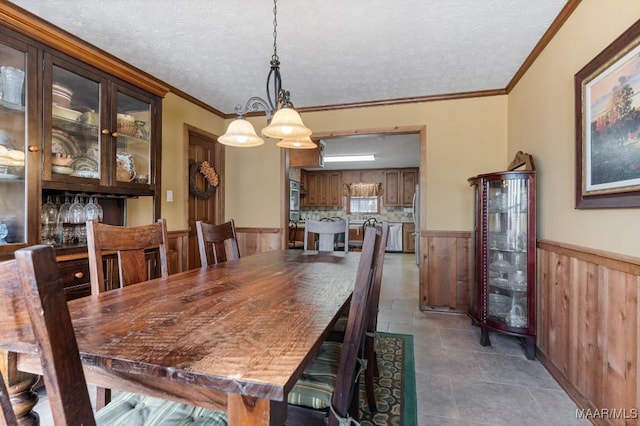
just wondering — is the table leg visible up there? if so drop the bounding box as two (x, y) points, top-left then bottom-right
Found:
(1, 351), (39, 425)
(227, 394), (287, 426)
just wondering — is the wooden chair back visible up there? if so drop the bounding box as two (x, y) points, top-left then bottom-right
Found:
(303, 218), (349, 252)
(331, 226), (382, 424)
(86, 218), (169, 294)
(287, 226), (381, 425)
(86, 218), (169, 409)
(0, 245), (96, 425)
(195, 219), (240, 266)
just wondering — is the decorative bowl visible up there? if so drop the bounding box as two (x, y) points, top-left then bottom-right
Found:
(51, 152), (73, 167)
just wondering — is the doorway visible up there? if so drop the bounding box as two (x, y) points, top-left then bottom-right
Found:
(186, 125), (225, 269)
(284, 124), (426, 264)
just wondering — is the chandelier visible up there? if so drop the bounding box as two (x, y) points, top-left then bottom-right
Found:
(218, 0), (315, 149)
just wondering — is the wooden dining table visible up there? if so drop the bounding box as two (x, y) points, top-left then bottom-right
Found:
(16, 249), (360, 425)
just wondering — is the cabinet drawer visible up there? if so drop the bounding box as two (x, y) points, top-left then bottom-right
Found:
(57, 259), (91, 300)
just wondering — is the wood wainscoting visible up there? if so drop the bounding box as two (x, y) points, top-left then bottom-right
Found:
(167, 228), (283, 274)
(537, 240), (640, 425)
(167, 230), (189, 274)
(235, 227), (283, 257)
(419, 230), (472, 312)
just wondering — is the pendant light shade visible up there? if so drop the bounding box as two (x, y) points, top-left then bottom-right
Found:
(222, 0), (312, 148)
(276, 136), (317, 149)
(218, 118), (265, 147)
(262, 108), (312, 139)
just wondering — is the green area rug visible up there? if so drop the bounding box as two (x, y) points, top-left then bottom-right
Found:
(359, 332), (417, 426)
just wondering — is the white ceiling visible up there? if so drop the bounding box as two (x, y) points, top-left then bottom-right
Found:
(8, 0), (568, 169)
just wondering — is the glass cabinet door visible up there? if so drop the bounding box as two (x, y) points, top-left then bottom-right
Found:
(46, 60), (103, 182)
(0, 38), (28, 249)
(113, 87), (152, 186)
(486, 177), (529, 328)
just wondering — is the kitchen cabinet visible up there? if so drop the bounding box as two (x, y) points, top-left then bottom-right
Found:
(0, 19), (164, 259)
(289, 140), (325, 168)
(468, 170), (536, 359)
(401, 169), (418, 205)
(384, 168), (417, 207)
(301, 171), (342, 207)
(402, 222), (415, 253)
(384, 170), (400, 205)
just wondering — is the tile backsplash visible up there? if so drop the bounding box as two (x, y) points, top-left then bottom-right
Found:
(300, 206), (412, 222)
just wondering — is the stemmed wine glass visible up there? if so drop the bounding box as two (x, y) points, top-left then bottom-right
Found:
(84, 196), (102, 222)
(57, 196), (72, 244)
(69, 195), (87, 244)
(41, 196), (58, 244)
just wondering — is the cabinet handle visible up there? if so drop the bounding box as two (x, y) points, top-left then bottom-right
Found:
(101, 129), (111, 135)
(111, 132), (120, 138)
(28, 145), (40, 152)
(74, 272), (84, 279)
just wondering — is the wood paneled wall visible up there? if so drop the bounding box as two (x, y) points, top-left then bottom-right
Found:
(419, 230), (472, 312)
(167, 230), (189, 274)
(167, 228), (283, 273)
(235, 227), (283, 257)
(537, 240), (640, 425)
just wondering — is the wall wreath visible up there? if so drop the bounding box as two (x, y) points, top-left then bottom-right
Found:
(189, 161), (219, 200)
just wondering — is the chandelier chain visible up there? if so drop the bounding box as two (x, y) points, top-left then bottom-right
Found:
(272, 0), (278, 61)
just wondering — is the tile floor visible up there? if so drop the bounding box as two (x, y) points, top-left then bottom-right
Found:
(376, 252), (590, 426)
(34, 252), (589, 425)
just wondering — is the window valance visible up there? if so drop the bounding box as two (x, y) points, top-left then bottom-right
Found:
(344, 183), (383, 197)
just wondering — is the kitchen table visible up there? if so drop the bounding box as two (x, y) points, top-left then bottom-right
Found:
(15, 250), (360, 425)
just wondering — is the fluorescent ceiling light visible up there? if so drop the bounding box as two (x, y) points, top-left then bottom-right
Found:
(324, 154), (376, 163)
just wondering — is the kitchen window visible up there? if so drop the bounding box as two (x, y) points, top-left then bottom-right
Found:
(348, 196), (380, 214)
(345, 183), (383, 214)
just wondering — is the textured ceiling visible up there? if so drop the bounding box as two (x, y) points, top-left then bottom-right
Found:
(7, 0), (568, 169)
(8, 0), (568, 114)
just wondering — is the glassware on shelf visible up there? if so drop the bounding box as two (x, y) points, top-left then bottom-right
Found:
(84, 196), (102, 222)
(41, 196), (58, 244)
(0, 222), (7, 244)
(57, 196), (72, 244)
(69, 195), (87, 244)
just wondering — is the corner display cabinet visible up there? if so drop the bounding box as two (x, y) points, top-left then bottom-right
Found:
(468, 168), (536, 359)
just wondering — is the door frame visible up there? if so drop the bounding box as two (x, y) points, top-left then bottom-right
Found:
(185, 124), (225, 268)
(282, 124), (427, 259)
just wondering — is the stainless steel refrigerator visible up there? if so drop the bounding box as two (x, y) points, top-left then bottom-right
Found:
(412, 184), (420, 265)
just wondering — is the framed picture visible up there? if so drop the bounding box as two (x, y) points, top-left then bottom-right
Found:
(575, 19), (640, 208)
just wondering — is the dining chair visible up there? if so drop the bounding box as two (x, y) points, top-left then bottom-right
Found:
(86, 218), (169, 294)
(0, 245), (228, 425)
(288, 220), (304, 249)
(303, 218), (349, 252)
(195, 219), (240, 266)
(0, 370), (17, 425)
(327, 221), (389, 412)
(285, 226), (382, 425)
(86, 218), (169, 409)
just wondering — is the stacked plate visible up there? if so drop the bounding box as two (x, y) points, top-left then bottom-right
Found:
(52, 84), (73, 108)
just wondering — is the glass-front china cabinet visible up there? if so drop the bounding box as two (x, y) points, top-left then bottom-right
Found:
(0, 23), (162, 262)
(0, 32), (34, 256)
(468, 170), (536, 359)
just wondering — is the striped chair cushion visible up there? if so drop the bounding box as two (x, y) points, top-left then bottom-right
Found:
(96, 392), (228, 425)
(332, 314), (348, 333)
(287, 341), (342, 410)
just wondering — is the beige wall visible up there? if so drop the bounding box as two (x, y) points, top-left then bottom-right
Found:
(223, 96), (508, 230)
(162, 0), (640, 259)
(508, 0), (640, 257)
(160, 93), (226, 230)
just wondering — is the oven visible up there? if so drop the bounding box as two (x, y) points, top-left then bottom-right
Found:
(289, 179), (300, 222)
